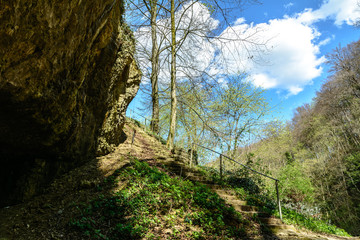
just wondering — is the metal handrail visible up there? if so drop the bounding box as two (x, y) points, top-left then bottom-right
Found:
(127, 109), (151, 127)
(195, 143), (278, 181)
(194, 143), (282, 220)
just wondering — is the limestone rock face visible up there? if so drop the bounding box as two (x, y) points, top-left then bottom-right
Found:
(0, 0), (141, 206)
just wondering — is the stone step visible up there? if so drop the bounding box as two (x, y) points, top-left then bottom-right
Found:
(192, 179), (214, 185)
(225, 198), (248, 206)
(171, 165), (200, 172)
(215, 193), (247, 205)
(166, 167), (185, 174)
(234, 205), (258, 212)
(276, 230), (300, 238)
(214, 189), (235, 197)
(214, 189), (228, 194)
(258, 217), (283, 225)
(166, 166), (193, 174)
(208, 184), (223, 190)
(267, 224), (297, 232)
(185, 169), (204, 174)
(187, 176), (202, 181)
(183, 172), (204, 178)
(185, 170), (204, 176)
(240, 211), (272, 218)
(189, 178), (210, 183)
(160, 165), (290, 233)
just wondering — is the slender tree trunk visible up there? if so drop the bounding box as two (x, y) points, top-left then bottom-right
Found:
(150, 0), (160, 134)
(232, 117), (240, 158)
(167, 0), (177, 150)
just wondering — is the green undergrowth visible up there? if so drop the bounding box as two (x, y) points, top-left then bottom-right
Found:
(198, 166), (351, 237)
(69, 159), (247, 239)
(277, 209), (351, 237)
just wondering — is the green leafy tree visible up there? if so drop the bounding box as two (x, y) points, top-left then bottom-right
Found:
(206, 74), (269, 158)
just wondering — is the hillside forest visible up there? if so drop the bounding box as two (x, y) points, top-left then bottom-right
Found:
(237, 40), (360, 235)
(126, 0), (360, 236)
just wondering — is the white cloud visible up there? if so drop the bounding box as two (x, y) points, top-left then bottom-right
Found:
(317, 0), (359, 26)
(234, 17), (246, 25)
(289, 86), (303, 95)
(253, 74), (277, 88)
(297, 0), (360, 25)
(252, 18), (325, 88)
(318, 36), (332, 46)
(210, 0), (357, 95)
(296, 8), (318, 24)
(213, 16), (325, 95)
(284, 2), (294, 9)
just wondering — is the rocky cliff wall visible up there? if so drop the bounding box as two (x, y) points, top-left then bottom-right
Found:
(0, 0), (141, 206)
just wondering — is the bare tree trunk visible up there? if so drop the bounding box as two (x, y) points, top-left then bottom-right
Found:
(232, 117), (240, 158)
(167, 0), (177, 150)
(150, 0), (160, 134)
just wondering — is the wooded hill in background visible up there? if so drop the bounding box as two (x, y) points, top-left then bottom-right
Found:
(233, 39), (360, 235)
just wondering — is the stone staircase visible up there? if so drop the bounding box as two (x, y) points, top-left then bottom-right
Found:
(159, 154), (313, 239)
(125, 121), (357, 240)
(163, 156), (297, 237)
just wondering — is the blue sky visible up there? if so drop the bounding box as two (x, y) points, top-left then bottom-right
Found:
(129, 0), (359, 123)
(236, 0), (359, 121)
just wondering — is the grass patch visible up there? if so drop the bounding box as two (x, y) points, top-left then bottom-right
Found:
(69, 159), (247, 239)
(277, 208), (351, 237)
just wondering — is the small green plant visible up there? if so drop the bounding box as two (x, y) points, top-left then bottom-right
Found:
(192, 230), (204, 239)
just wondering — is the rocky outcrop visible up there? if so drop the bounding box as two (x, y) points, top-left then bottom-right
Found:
(0, 0), (141, 206)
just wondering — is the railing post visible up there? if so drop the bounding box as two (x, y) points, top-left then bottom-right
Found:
(131, 129), (136, 145)
(275, 180), (282, 220)
(220, 154), (223, 181)
(190, 143), (194, 168)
